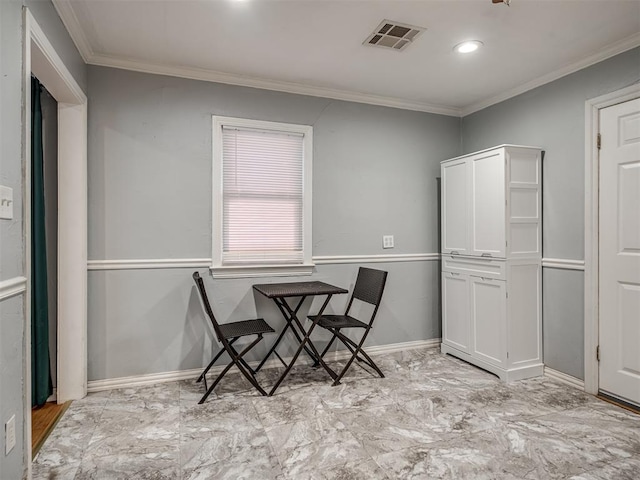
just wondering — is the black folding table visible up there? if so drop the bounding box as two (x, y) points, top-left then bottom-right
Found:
(252, 281), (348, 396)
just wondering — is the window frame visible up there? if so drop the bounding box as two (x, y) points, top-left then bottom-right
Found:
(211, 115), (314, 278)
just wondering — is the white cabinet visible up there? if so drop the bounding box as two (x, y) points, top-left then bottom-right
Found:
(440, 145), (543, 382)
(442, 272), (470, 353)
(442, 145), (541, 259)
(442, 158), (469, 255)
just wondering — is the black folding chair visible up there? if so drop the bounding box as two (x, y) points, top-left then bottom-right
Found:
(308, 267), (388, 386)
(192, 272), (275, 403)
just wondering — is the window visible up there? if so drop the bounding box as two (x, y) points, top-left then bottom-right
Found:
(211, 116), (313, 278)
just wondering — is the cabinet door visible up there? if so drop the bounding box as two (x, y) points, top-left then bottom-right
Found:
(442, 271), (470, 353)
(470, 276), (507, 367)
(471, 150), (506, 257)
(442, 159), (469, 255)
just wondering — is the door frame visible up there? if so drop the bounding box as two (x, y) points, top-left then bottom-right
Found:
(23, 7), (87, 471)
(584, 83), (640, 395)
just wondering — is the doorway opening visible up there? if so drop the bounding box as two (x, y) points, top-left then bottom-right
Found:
(24, 8), (88, 471)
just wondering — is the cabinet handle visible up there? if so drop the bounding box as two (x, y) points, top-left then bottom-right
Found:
(450, 272), (460, 276)
(481, 253), (493, 257)
(450, 251), (460, 255)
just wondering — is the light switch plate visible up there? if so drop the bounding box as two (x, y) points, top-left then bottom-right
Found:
(382, 235), (394, 249)
(0, 186), (14, 220)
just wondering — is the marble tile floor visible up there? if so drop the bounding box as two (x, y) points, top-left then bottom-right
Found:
(33, 347), (640, 480)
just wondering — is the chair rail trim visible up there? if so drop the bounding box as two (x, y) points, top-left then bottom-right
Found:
(0, 276), (27, 301)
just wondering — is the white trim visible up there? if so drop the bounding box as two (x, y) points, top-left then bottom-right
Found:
(462, 32), (640, 116)
(87, 338), (441, 392)
(86, 253), (442, 271)
(211, 264), (315, 279)
(28, 14), (86, 104)
(86, 54), (461, 117)
(541, 258), (585, 271)
(23, 12), (33, 475)
(0, 277), (27, 301)
(313, 253), (441, 265)
(211, 116), (314, 278)
(24, 12), (88, 477)
(544, 367), (585, 391)
(584, 84), (640, 396)
(50, 0), (93, 63)
(51, 0), (640, 120)
(88, 258), (212, 271)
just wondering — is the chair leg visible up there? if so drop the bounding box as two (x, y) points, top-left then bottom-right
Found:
(197, 338), (238, 383)
(229, 336), (269, 396)
(312, 331), (338, 367)
(228, 338), (262, 377)
(198, 336), (268, 404)
(199, 361), (235, 404)
(332, 327), (382, 386)
(338, 333), (384, 377)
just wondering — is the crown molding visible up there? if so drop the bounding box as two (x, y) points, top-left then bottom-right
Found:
(462, 32), (640, 117)
(86, 53), (461, 117)
(51, 0), (94, 62)
(53, 1), (640, 118)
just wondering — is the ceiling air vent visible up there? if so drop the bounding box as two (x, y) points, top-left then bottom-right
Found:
(364, 20), (424, 51)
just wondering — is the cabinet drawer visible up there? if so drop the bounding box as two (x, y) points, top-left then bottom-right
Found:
(442, 255), (506, 280)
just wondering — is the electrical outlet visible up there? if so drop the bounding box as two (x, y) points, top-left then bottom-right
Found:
(5, 415), (16, 455)
(382, 235), (394, 249)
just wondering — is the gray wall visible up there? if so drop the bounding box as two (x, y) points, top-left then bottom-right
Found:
(461, 47), (640, 379)
(86, 65), (460, 381)
(0, 0), (85, 477)
(1, 1), (29, 477)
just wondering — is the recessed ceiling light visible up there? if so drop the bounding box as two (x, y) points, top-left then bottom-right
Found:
(454, 40), (483, 54)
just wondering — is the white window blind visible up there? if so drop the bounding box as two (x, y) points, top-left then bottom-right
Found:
(221, 126), (305, 265)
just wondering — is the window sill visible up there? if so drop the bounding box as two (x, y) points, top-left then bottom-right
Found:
(210, 264), (315, 279)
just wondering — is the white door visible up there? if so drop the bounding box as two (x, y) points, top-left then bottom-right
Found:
(442, 272), (470, 353)
(470, 276), (507, 367)
(599, 97), (640, 406)
(471, 150), (506, 258)
(442, 159), (469, 255)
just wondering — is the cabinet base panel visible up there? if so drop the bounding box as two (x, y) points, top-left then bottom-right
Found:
(440, 343), (543, 382)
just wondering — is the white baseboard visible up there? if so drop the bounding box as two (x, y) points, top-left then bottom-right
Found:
(544, 366), (585, 390)
(87, 338), (441, 393)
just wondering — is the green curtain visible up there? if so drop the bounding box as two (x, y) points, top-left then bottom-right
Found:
(31, 76), (52, 408)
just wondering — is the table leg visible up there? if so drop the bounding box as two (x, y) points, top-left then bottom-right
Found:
(268, 294), (338, 396)
(275, 297), (319, 363)
(254, 296), (317, 373)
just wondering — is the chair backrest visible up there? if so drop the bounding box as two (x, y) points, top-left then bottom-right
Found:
(351, 267), (388, 306)
(345, 267), (388, 327)
(192, 271), (224, 342)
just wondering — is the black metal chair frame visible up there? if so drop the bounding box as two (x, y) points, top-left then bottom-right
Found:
(309, 267), (388, 386)
(192, 272), (274, 404)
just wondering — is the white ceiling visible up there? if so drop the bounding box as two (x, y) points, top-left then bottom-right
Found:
(53, 0), (640, 116)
